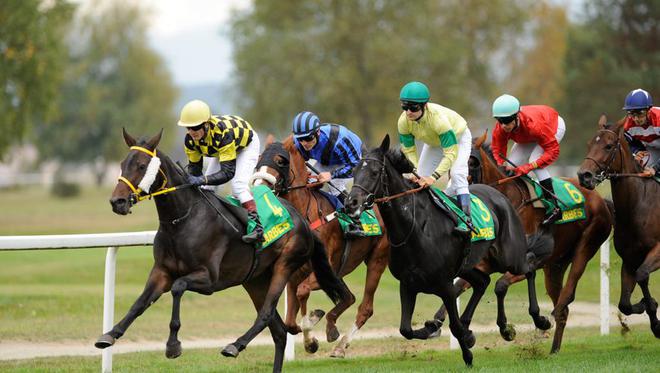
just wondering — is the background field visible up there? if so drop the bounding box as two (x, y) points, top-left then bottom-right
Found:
(0, 185), (658, 370)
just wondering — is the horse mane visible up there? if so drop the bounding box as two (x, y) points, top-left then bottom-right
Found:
(475, 139), (496, 164)
(384, 147), (415, 174)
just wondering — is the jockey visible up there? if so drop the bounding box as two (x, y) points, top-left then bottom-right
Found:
(396, 81), (473, 232)
(490, 94), (566, 226)
(291, 111), (365, 236)
(621, 88), (660, 177)
(177, 99), (263, 244)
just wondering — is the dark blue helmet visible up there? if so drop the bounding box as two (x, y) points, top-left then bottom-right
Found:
(292, 111), (321, 138)
(623, 89), (653, 110)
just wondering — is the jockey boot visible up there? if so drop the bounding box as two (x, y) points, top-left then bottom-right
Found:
(452, 194), (473, 236)
(540, 178), (562, 226)
(241, 200), (264, 244)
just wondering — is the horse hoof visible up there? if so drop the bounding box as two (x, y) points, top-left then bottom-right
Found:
(326, 325), (340, 342)
(95, 334), (115, 349)
(653, 323), (660, 338)
(166, 341), (182, 359)
(304, 337), (319, 354)
(500, 324), (517, 341)
(221, 344), (239, 358)
(425, 319), (443, 338)
(536, 316), (552, 331)
(463, 330), (476, 349)
(330, 346), (345, 358)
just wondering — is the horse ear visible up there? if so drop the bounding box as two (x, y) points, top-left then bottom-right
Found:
(379, 134), (390, 152)
(475, 129), (488, 148)
(146, 128), (163, 150)
(265, 134), (276, 147)
(122, 127), (137, 147)
(598, 114), (608, 129)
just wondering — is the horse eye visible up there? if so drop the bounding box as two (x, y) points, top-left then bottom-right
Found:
(138, 163), (147, 171)
(604, 144), (614, 151)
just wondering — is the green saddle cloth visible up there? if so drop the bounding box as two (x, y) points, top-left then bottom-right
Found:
(526, 176), (587, 224)
(227, 185), (294, 248)
(337, 210), (382, 236)
(431, 187), (496, 242)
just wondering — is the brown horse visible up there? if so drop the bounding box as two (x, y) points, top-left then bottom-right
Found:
(251, 135), (390, 358)
(467, 130), (614, 353)
(96, 129), (351, 373)
(578, 115), (659, 338)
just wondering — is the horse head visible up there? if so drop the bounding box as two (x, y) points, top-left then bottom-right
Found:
(110, 128), (166, 215)
(578, 114), (629, 189)
(346, 134), (413, 219)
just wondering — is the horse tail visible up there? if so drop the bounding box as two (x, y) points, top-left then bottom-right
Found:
(309, 235), (349, 305)
(604, 198), (615, 226)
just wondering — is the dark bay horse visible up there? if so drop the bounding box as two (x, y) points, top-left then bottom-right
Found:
(469, 130), (614, 353)
(96, 129), (351, 373)
(344, 135), (544, 366)
(251, 136), (390, 358)
(578, 115), (659, 338)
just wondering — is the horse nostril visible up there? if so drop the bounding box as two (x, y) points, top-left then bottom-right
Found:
(110, 197), (126, 207)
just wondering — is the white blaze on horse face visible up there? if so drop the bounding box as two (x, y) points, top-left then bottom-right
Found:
(137, 156), (161, 192)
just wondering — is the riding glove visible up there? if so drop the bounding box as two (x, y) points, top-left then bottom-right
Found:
(187, 174), (206, 186)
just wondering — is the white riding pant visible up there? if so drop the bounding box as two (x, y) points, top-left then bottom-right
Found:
(307, 160), (350, 197)
(508, 116), (566, 181)
(203, 132), (261, 203)
(417, 127), (472, 196)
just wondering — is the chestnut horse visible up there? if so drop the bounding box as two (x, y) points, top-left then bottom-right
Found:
(466, 130), (614, 353)
(251, 136), (389, 357)
(578, 115), (659, 338)
(96, 129), (351, 373)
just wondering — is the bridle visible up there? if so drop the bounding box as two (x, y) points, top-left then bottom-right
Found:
(582, 129), (622, 185)
(117, 146), (177, 205)
(352, 155), (422, 247)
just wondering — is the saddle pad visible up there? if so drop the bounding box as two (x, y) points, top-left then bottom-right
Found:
(227, 185), (294, 248)
(337, 210), (382, 236)
(431, 187), (496, 242)
(526, 177), (587, 224)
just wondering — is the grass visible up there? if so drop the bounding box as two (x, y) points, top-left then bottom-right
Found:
(0, 325), (657, 372)
(0, 184), (658, 371)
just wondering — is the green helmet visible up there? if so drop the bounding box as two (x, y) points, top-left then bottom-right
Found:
(400, 81), (430, 103)
(492, 94), (520, 117)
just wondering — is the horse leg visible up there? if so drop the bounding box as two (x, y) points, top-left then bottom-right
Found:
(331, 245), (388, 358)
(525, 270), (552, 331)
(165, 270), (213, 359)
(297, 275), (324, 353)
(638, 278), (660, 338)
(549, 242), (598, 353)
(284, 280), (302, 335)
(95, 266), (171, 349)
(494, 272), (525, 341)
(618, 265), (646, 315)
(439, 283), (474, 366)
(456, 269), (491, 329)
(429, 278), (471, 333)
(244, 275), (288, 373)
(221, 263), (292, 359)
(398, 282), (421, 339)
(635, 243), (660, 284)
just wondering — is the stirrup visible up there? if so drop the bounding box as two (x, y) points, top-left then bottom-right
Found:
(541, 207), (561, 226)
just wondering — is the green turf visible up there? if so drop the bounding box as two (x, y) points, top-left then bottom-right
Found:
(0, 326), (657, 372)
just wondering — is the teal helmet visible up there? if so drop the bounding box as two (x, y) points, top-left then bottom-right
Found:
(492, 94), (521, 117)
(400, 81), (430, 103)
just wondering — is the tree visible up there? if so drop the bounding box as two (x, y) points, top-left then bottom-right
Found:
(0, 0), (74, 159)
(37, 0), (178, 183)
(229, 0), (531, 144)
(559, 0), (659, 162)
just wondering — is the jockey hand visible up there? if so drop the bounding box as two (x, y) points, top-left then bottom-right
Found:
(503, 165), (517, 177)
(641, 167), (656, 178)
(514, 163), (535, 176)
(416, 175), (436, 188)
(317, 172), (332, 183)
(187, 174), (206, 186)
(402, 173), (418, 182)
(634, 151), (649, 167)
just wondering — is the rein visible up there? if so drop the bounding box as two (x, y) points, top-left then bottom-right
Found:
(582, 128), (653, 182)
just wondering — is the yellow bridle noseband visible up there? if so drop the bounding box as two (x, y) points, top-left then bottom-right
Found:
(117, 146), (173, 203)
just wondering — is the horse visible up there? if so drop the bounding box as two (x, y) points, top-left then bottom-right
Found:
(251, 136), (390, 358)
(344, 134), (546, 366)
(467, 130), (614, 352)
(96, 129), (352, 373)
(578, 114), (659, 338)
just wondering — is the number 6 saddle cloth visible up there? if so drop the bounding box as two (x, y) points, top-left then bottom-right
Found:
(523, 176), (587, 224)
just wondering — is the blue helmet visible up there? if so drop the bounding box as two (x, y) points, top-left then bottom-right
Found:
(623, 89), (653, 110)
(292, 111), (321, 138)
